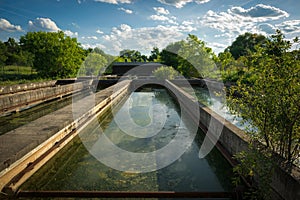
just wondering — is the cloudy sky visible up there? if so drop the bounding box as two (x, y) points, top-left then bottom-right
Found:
(0, 0), (299, 55)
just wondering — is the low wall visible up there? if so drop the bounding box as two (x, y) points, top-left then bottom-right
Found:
(166, 80), (300, 200)
(0, 81), (92, 115)
(0, 80), (57, 95)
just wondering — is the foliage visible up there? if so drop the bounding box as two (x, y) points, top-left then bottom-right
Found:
(226, 32), (267, 60)
(0, 65), (41, 85)
(227, 30), (300, 197)
(160, 40), (184, 70)
(153, 66), (178, 80)
(148, 47), (161, 62)
(178, 34), (217, 78)
(0, 41), (7, 66)
(233, 146), (275, 200)
(119, 49), (147, 62)
(160, 35), (217, 78)
(20, 31), (86, 78)
(78, 52), (107, 76)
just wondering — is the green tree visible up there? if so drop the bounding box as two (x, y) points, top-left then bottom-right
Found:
(153, 66), (178, 80)
(148, 47), (161, 62)
(20, 31), (85, 78)
(226, 32), (267, 60)
(178, 34), (216, 78)
(119, 49), (146, 62)
(228, 30), (300, 198)
(4, 37), (21, 65)
(0, 41), (7, 66)
(78, 52), (107, 76)
(160, 40), (183, 69)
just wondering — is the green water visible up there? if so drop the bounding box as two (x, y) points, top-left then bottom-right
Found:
(20, 87), (234, 199)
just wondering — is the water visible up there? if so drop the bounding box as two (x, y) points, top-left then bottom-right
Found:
(183, 86), (247, 130)
(20, 87), (234, 199)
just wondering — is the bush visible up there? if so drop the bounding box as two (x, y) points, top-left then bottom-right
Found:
(153, 66), (178, 80)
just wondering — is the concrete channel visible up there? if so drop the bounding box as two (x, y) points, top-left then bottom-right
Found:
(0, 79), (299, 200)
(0, 80), (131, 195)
(0, 80), (93, 115)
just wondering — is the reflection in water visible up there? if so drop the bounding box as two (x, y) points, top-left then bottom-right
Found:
(21, 87), (234, 199)
(183, 86), (247, 130)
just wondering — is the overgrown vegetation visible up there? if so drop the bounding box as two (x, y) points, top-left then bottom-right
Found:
(226, 30), (300, 199)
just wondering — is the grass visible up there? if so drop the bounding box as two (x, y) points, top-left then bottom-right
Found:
(0, 65), (50, 86)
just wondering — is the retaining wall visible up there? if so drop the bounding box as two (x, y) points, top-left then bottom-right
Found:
(0, 81), (92, 115)
(166, 80), (300, 200)
(0, 81), (57, 95)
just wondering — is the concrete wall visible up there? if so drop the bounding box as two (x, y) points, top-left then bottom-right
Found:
(0, 81), (92, 115)
(166, 80), (300, 200)
(0, 80), (57, 95)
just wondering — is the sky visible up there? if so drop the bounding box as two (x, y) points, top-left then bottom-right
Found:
(0, 0), (300, 55)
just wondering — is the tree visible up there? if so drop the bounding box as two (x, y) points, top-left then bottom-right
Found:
(160, 40), (183, 69)
(148, 47), (161, 62)
(20, 31), (86, 78)
(153, 66), (178, 80)
(0, 41), (7, 67)
(228, 30), (300, 198)
(78, 52), (107, 76)
(119, 49), (146, 62)
(178, 34), (216, 78)
(226, 32), (267, 60)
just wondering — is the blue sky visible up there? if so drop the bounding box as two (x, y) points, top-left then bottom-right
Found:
(0, 0), (299, 55)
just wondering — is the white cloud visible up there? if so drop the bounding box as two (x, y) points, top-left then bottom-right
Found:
(96, 29), (104, 34)
(28, 17), (60, 32)
(81, 43), (106, 50)
(118, 7), (133, 14)
(230, 4), (289, 21)
(101, 23), (185, 54)
(157, 0), (210, 8)
(153, 7), (169, 15)
(276, 20), (300, 34)
(64, 30), (78, 37)
(149, 14), (178, 24)
(82, 36), (98, 40)
(258, 23), (276, 34)
(200, 4), (289, 37)
(94, 0), (132, 4)
(207, 42), (227, 49)
(195, 0), (210, 4)
(0, 18), (23, 32)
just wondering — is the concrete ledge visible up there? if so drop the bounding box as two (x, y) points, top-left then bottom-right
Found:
(0, 80), (131, 193)
(0, 81), (57, 95)
(0, 81), (92, 115)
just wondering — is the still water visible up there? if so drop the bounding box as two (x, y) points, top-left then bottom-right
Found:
(21, 87), (234, 198)
(183, 86), (246, 130)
